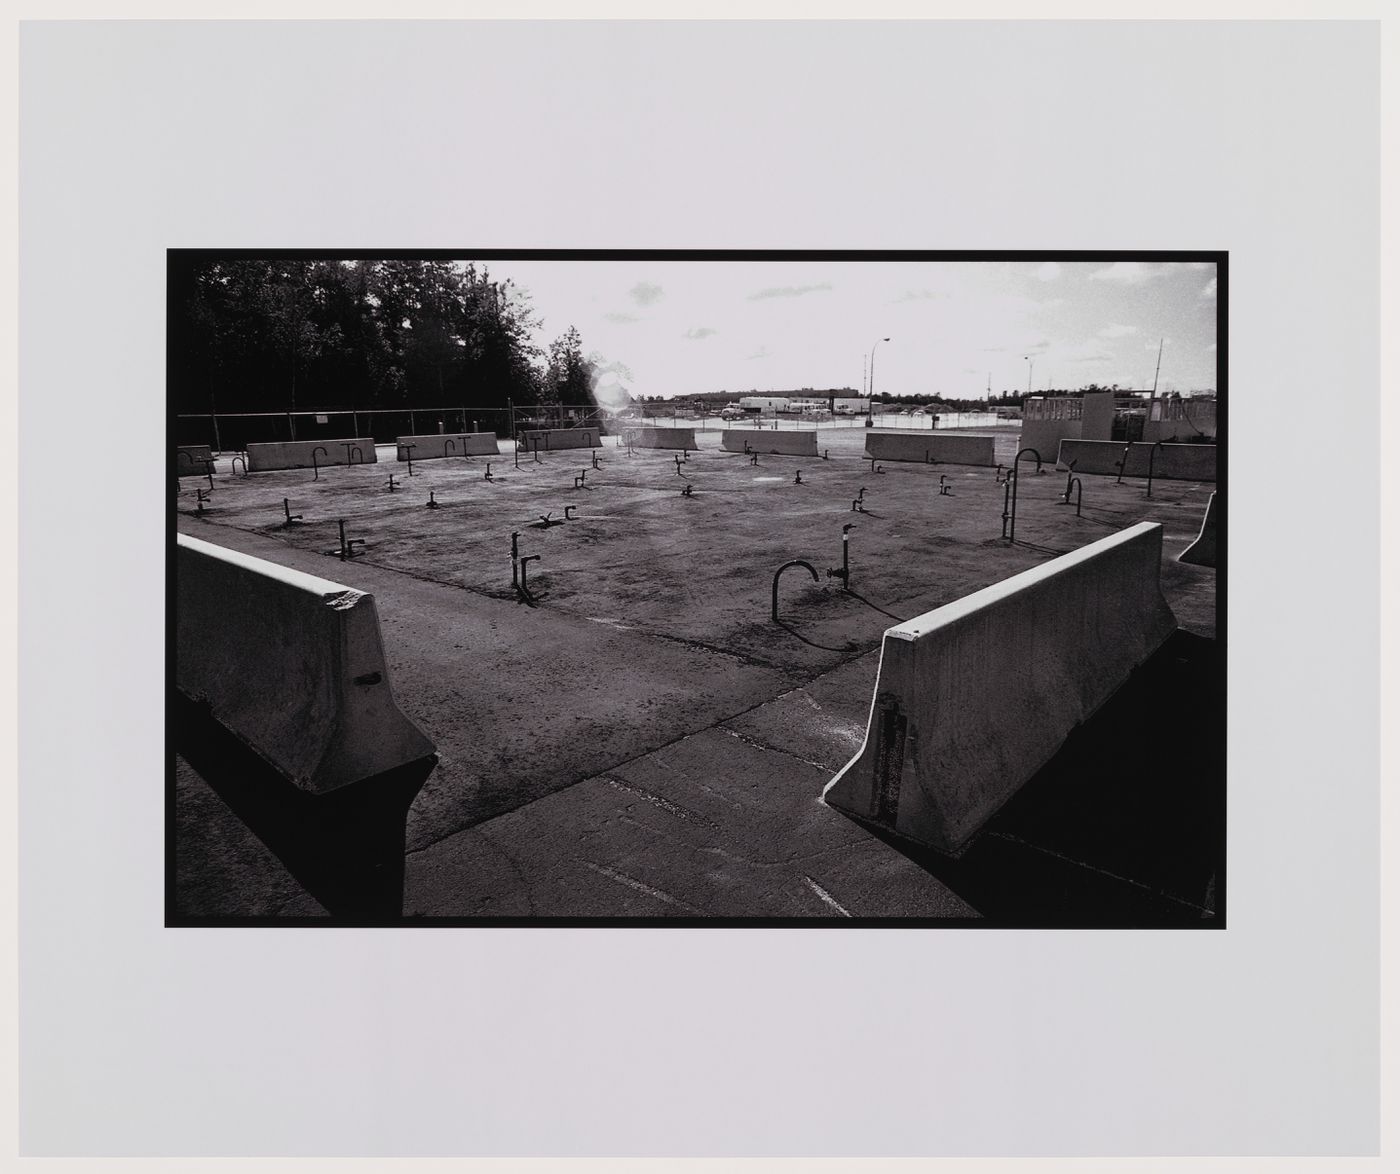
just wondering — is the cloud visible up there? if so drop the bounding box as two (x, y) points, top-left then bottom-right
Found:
(748, 282), (832, 300)
(684, 327), (717, 340)
(1201, 277), (1217, 298)
(629, 282), (664, 306)
(1034, 261), (1061, 282)
(1099, 323), (1138, 338)
(604, 312), (638, 324)
(745, 345), (772, 360)
(895, 288), (949, 302)
(1088, 262), (1167, 285)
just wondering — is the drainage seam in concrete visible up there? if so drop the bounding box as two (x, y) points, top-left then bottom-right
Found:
(403, 654), (880, 859)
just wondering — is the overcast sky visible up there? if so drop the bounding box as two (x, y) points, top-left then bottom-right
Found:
(485, 258), (1219, 403)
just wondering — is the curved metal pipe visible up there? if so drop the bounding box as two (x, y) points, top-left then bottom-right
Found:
(311, 445), (328, 480)
(1068, 475), (1084, 516)
(1145, 440), (1165, 498)
(772, 559), (821, 622)
(1007, 447), (1042, 543)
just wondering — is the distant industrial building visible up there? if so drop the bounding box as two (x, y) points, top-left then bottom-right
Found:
(1020, 391), (1217, 459)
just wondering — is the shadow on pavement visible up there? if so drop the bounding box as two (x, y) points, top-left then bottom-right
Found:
(849, 630), (1225, 927)
(171, 691), (437, 922)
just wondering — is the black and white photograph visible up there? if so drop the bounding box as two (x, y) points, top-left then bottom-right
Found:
(170, 252), (1225, 926)
(18, 14), (1384, 1163)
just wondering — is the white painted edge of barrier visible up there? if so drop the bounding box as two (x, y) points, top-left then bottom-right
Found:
(886, 521), (1164, 643)
(179, 533), (366, 603)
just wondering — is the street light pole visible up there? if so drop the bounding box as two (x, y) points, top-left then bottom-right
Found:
(868, 337), (890, 426)
(1024, 354), (1034, 398)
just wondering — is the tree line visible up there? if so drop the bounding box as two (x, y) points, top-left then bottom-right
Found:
(169, 257), (599, 418)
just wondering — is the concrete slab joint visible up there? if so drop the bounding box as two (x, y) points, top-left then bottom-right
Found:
(823, 522), (1178, 854)
(176, 533), (436, 793)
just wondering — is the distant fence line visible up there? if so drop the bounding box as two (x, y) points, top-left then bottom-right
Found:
(174, 405), (1013, 451)
(174, 404), (612, 452)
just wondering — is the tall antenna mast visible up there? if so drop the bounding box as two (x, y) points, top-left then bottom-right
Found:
(863, 353), (868, 397)
(1152, 337), (1164, 397)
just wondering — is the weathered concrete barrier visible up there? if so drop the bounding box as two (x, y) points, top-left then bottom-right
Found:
(177, 445), (214, 476)
(1179, 492), (1218, 567)
(626, 427), (698, 451)
(176, 534), (436, 794)
(522, 428), (601, 451)
(865, 431), (997, 467)
(823, 522), (1177, 853)
(246, 438), (378, 472)
(720, 429), (817, 456)
(1056, 439), (1217, 482)
(395, 433), (499, 460)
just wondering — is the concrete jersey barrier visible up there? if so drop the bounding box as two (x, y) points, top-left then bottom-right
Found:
(823, 522), (1177, 853)
(395, 433), (499, 460)
(1179, 492), (1218, 567)
(1056, 439), (1217, 482)
(720, 429), (818, 456)
(176, 534), (436, 794)
(246, 438), (378, 472)
(177, 445), (214, 476)
(865, 431), (997, 467)
(521, 428), (601, 451)
(626, 427), (698, 451)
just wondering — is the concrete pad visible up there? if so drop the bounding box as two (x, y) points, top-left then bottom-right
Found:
(403, 727), (978, 918)
(720, 651), (881, 773)
(173, 521), (796, 851)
